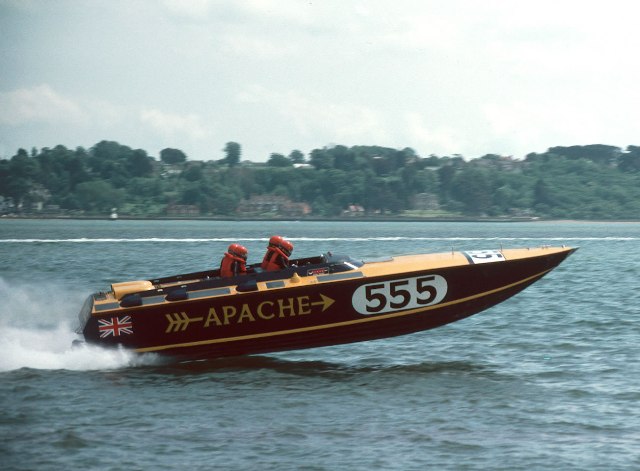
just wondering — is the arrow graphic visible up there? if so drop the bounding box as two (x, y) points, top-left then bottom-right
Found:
(165, 312), (203, 333)
(311, 294), (334, 312)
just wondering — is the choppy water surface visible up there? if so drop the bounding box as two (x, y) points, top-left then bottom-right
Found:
(1, 219), (639, 470)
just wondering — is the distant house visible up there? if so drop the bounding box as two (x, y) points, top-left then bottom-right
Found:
(343, 204), (365, 216)
(166, 204), (200, 217)
(413, 193), (440, 211)
(28, 185), (51, 212)
(237, 195), (311, 218)
(160, 163), (183, 178)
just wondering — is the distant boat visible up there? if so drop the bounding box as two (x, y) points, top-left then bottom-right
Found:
(110, 208), (118, 220)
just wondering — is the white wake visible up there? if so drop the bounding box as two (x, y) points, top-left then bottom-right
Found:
(0, 278), (159, 372)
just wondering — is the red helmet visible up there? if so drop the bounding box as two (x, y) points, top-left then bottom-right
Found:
(269, 235), (284, 247)
(228, 243), (247, 260)
(280, 239), (293, 256)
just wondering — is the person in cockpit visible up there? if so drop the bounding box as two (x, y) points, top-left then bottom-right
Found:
(261, 235), (293, 271)
(220, 243), (248, 277)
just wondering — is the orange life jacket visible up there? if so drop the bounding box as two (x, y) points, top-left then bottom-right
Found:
(220, 252), (247, 277)
(261, 246), (289, 271)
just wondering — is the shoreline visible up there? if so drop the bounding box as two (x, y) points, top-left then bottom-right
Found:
(2, 214), (639, 223)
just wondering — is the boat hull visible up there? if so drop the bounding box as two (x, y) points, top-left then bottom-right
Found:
(78, 247), (575, 359)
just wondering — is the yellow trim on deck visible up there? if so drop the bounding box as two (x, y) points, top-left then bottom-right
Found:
(111, 280), (154, 300)
(95, 246), (572, 316)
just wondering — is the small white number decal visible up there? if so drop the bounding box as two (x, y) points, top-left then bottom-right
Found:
(464, 250), (505, 264)
(352, 275), (448, 315)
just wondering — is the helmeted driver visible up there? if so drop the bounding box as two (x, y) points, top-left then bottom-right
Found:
(220, 243), (248, 277)
(261, 235), (293, 271)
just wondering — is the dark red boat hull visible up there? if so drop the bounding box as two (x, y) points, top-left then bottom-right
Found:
(79, 247), (575, 359)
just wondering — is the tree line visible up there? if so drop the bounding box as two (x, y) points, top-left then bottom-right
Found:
(1, 140), (640, 220)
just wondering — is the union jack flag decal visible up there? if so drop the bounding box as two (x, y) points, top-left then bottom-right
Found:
(98, 316), (133, 338)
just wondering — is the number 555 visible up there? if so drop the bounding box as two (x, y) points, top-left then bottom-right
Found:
(353, 275), (448, 315)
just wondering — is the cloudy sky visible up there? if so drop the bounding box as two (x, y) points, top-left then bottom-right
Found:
(1, 0), (639, 162)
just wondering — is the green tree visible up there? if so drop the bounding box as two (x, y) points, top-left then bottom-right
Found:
(548, 144), (621, 166)
(89, 141), (136, 185)
(10, 149), (38, 179)
(128, 149), (154, 177)
(618, 146), (640, 172)
(75, 180), (126, 212)
(69, 147), (91, 188)
(127, 177), (163, 199)
(91, 141), (129, 162)
(533, 179), (554, 208)
(309, 148), (334, 169)
(6, 149), (39, 206)
(289, 150), (305, 164)
(0, 159), (9, 198)
(180, 183), (204, 205)
(450, 168), (491, 215)
(267, 153), (292, 167)
(223, 142), (241, 167)
(437, 165), (456, 202)
(330, 145), (357, 172)
(182, 164), (204, 181)
(160, 148), (187, 165)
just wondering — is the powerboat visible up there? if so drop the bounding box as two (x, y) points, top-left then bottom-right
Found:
(76, 246), (576, 359)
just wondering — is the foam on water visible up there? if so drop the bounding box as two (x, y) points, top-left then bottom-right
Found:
(0, 278), (160, 372)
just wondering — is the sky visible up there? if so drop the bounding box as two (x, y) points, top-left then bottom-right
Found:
(1, 0), (639, 162)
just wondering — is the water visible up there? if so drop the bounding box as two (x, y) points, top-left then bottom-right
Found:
(1, 219), (639, 470)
